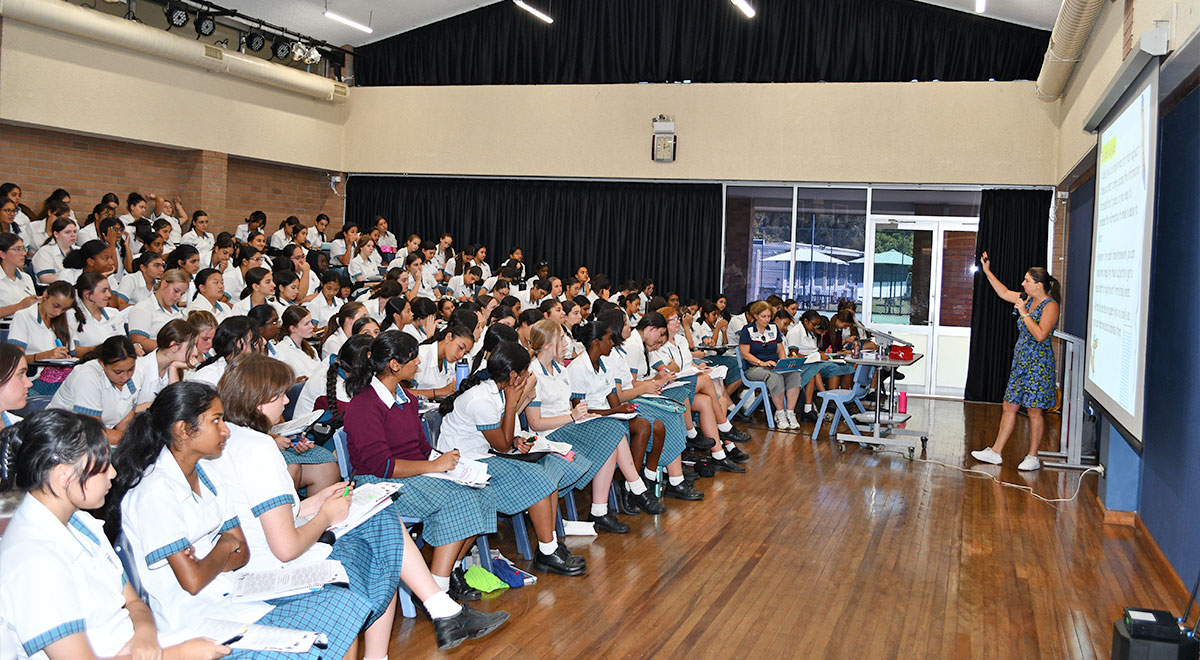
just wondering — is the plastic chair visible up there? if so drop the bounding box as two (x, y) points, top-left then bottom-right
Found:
(114, 532), (148, 602)
(281, 382), (305, 422)
(14, 396), (53, 418)
(811, 365), (875, 441)
(730, 350), (774, 428)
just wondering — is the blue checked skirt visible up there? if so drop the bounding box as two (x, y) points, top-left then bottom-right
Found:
(536, 452), (590, 494)
(231, 585), (372, 659)
(704, 354), (742, 384)
(480, 457), (560, 515)
(631, 396), (687, 468)
(354, 474), (497, 547)
(547, 417), (627, 491)
(329, 509), (406, 626)
(282, 444), (338, 465)
(794, 362), (826, 387)
(818, 361), (854, 378)
(660, 374), (697, 404)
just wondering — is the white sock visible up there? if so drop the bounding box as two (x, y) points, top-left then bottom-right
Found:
(432, 574), (450, 591)
(803, 403), (813, 413)
(627, 478), (648, 495)
(725, 442), (736, 451)
(717, 421), (733, 432)
(551, 531), (558, 544)
(669, 475), (685, 486)
(713, 449), (727, 460)
(537, 540), (558, 555)
(423, 592), (463, 620)
(590, 502), (608, 517)
(364, 655), (388, 660)
(643, 467), (657, 481)
(686, 427), (698, 438)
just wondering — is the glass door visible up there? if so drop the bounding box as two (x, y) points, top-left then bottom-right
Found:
(863, 216), (977, 395)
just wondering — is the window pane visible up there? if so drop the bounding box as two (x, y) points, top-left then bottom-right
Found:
(790, 188), (867, 314)
(939, 230), (977, 327)
(872, 227), (932, 326)
(871, 189), (981, 217)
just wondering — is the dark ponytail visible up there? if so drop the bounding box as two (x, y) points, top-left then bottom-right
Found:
(197, 316), (259, 370)
(379, 296), (411, 331)
(0, 410), (110, 500)
(597, 310), (629, 347)
(345, 330), (418, 402)
(470, 324), (519, 374)
(328, 334), (374, 426)
(103, 382), (219, 540)
(440, 338), (529, 417)
(1027, 267), (1062, 304)
(42, 281), (76, 348)
(63, 239), (109, 271)
(571, 318), (610, 353)
(72, 271), (109, 334)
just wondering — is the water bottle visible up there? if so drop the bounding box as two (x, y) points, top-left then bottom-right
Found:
(455, 360), (470, 389)
(897, 391), (908, 414)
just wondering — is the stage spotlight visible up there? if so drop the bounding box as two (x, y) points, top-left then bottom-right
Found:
(164, 1), (189, 29)
(292, 42), (309, 62)
(304, 46), (322, 65)
(194, 11), (216, 37)
(271, 35), (292, 60)
(245, 29), (266, 52)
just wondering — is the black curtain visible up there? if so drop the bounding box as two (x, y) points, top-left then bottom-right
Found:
(356, 0), (1049, 86)
(964, 189), (1051, 403)
(345, 177), (723, 300)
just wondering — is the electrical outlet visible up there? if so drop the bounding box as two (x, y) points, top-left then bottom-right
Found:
(330, 175), (342, 184)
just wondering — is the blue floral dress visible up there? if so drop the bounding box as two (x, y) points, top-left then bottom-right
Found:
(1003, 297), (1057, 409)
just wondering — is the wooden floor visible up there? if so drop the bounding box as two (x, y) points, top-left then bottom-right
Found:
(387, 399), (1185, 659)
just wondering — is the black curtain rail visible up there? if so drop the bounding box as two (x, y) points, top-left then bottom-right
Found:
(131, 0), (355, 57)
(356, 0), (1050, 86)
(346, 176), (724, 301)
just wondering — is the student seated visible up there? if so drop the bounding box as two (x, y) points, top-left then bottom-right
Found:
(785, 310), (851, 422)
(319, 302), (367, 361)
(409, 324), (474, 400)
(229, 267), (274, 317)
(127, 269), (190, 353)
(30, 217), (77, 284)
(9, 281), (77, 396)
(48, 336), (141, 444)
(0, 410), (231, 660)
(117, 251), (164, 307)
(69, 272), (128, 360)
(738, 301), (805, 429)
(186, 267), (231, 321)
(272, 306), (322, 380)
(305, 271), (346, 330)
(131, 319), (199, 407)
(0, 232), (37, 320)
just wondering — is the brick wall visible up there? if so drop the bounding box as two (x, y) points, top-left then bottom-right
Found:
(0, 124), (344, 236)
(940, 230), (977, 327)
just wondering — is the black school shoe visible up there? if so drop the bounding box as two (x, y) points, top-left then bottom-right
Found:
(727, 446), (750, 463)
(686, 433), (717, 450)
(448, 566), (482, 602)
(663, 480), (705, 500)
(434, 603), (511, 650)
(719, 426), (752, 443)
(631, 484), (668, 514)
(588, 512), (631, 533)
(532, 545), (587, 576)
(693, 456), (716, 478)
(710, 455), (747, 473)
(613, 479), (640, 515)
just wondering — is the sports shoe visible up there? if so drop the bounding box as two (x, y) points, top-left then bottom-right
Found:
(970, 447), (1002, 465)
(774, 410), (790, 429)
(1017, 455), (1042, 471)
(785, 410), (801, 429)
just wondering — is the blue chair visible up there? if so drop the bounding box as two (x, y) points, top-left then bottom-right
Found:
(14, 396), (53, 418)
(281, 382), (305, 422)
(730, 350), (774, 428)
(114, 532), (148, 603)
(811, 365), (875, 443)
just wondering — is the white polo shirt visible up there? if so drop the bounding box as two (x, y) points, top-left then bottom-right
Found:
(329, 238), (354, 264)
(273, 336), (321, 380)
(604, 346), (636, 389)
(786, 325), (820, 355)
(531, 359), (571, 417)
(186, 356), (226, 387)
(185, 294), (231, 322)
(348, 255), (375, 282)
(320, 328), (348, 361)
(295, 359), (347, 418)
(0, 497), (134, 659)
(306, 227), (328, 246)
(223, 267), (247, 302)
(71, 306), (125, 349)
(269, 228), (289, 250)
(649, 335), (693, 371)
(402, 324), (429, 343)
(565, 354), (618, 408)
(8, 304), (74, 356)
(622, 330), (652, 382)
(437, 380), (505, 460)
(30, 244), (70, 281)
(48, 359), (138, 428)
(414, 342), (453, 390)
(121, 448), (274, 639)
(131, 351), (171, 405)
(127, 295), (185, 341)
(0, 267), (35, 309)
(180, 230), (214, 266)
(305, 294), (344, 330)
(204, 424), (331, 572)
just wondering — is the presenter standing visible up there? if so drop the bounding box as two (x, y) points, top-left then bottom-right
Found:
(970, 252), (1060, 471)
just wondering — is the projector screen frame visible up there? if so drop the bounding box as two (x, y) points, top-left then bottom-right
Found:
(1082, 60), (1161, 448)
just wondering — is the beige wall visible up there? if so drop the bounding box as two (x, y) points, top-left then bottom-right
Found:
(344, 82), (1058, 185)
(0, 19), (346, 171)
(1056, 0), (1200, 180)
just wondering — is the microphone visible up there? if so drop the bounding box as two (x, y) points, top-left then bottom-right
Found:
(1012, 292), (1028, 316)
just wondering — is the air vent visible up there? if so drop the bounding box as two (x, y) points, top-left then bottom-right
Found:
(202, 45), (224, 61)
(332, 82), (349, 98)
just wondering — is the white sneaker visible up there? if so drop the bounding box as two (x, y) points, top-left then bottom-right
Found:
(774, 410), (789, 429)
(970, 447), (1003, 465)
(1017, 455), (1042, 471)
(786, 410), (801, 430)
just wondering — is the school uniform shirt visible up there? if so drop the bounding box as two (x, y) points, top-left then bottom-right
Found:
(622, 330), (654, 382)
(48, 359), (138, 428)
(234, 223), (252, 242)
(298, 268), (320, 300)
(186, 356), (226, 387)
(566, 354), (618, 409)
(25, 220), (49, 255)
(205, 424), (332, 572)
(30, 243), (70, 281)
(347, 254), (376, 282)
(403, 324), (429, 343)
(414, 342), (454, 391)
(269, 228), (289, 250)
(0, 267), (36, 309)
(786, 325), (821, 356)
(638, 292), (650, 314)
(419, 263), (439, 298)
(306, 295), (344, 329)
(603, 346), (636, 390)
(71, 306), (124, 349)
(306, 226), (328, 247)
(127, 296), (185, 342)
(131, 351), (173, 405)
(115, 272), (154, 305)
(693, 322), (716, 346)
(358, 297), (384, 323)
(228, 295), (266, 317)
(374, 230), (398, 251)
(12, 208), (34, 247)
(436, 380), (505, 460)
(273, 336), (321, 379)
(157, 214), (183, 244)
(75, 221), (99, 245)
(650, 335), (694, 371)
(295, 361), (346, 418)
(222, 266), (247, 302)
(321, 328), (349, 361)
(0, 497), (135, 659)
(180, 230), (215, 266)
(121, 447), (274, 639)
(344, 378), (433, 476)
(329, 238), (355, 264)
(8, 305), (74, 357)
(448, 275), (480, 300)
(531, 359), (572, 417)
(185, 294), (231, 322)
(739, 324), (781, 363)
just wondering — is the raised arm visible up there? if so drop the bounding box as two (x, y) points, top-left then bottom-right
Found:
(980, 252), (1021, 304)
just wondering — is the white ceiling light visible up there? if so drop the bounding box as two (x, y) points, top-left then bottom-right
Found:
(324, 10), (373, 34)
(513, 0), (554, 24)
(731, 0), (756, 18)
(975, 0), (986, 13)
